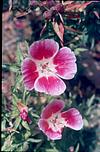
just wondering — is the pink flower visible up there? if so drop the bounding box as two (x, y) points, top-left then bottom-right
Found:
(17, 102), (31, 123)
(21, 39), (77, 96)
(38, 99), (83, 140)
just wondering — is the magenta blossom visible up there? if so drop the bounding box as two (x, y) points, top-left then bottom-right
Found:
(21, 39), (77, 96)
(20, 109), (31, 123)
(38, 99), (83, 140)
(17, 102), (31, 124)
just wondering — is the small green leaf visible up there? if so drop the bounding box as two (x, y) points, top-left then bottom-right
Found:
(24, 41), (29, 51)
(46, 149), (59, 152)
(10, 65), (20, 73)
(87, 95), (95, 107)
(1, 119), (6, 131)
(22, 121), (30, 131)
(24, 130), (31, 139)
(12, 93), (19, 106)
(31, 112), (39, 118)
(74, 48), (87, 55)
(75, 143), (80, 152)
(11, 106), (19, 119)
(1, 135), (12, 151)
(14, 117), (21, 130)
(27, 138), (42, 143)
(83, 118), (89, 127)
(16, 44), (24, 64)
(2, 64), (20, 73)
(23, 141), (29, 151)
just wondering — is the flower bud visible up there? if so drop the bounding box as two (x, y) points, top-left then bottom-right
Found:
(17, 101), (31, 123)
(54, 3), (64, 13)
(43, 10), (52, 20)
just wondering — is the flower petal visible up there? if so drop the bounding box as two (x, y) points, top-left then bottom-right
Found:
(53, 47), (77, 79)
(41, 99), (65, 119)
(61, 108), (83, 130)
(46, 128), (62, 140)
(21, 58), (39, 90)
(34, 75), (66, 96)
(29, 39), (59, 60)
(38, 119), (62, 140)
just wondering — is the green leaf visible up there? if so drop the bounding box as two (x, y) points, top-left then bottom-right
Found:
(27, 138), (42, 143)
(74, 48), (88, 55)
(2, 64), (20, 73)
(22, 121), (30, 131)
(24, 130), (31, 140)
(87, 95), (95, 107)
(23, 141), (29, 151)
(12, 93), (19, 106)
(11, 143), (22, 150)
(24, 41), (29, 52)
(46, 149), (59, 152)
(11, 106), (19, 119)
(85, 106), (93, 115)
(1, 135), (12, 151)
(10, 64), (20, 73)
(1, 119), (6, 131)
(14, 117), (21, 130)
(75, 143), (80, 152)
(15, 75), (23, 89)
(83, 118), (89, 127)
(31, 112), (39, 118)
(22, 89), (29, 104)
(25, 92), (30, 104)
(16, 44), (24, 64)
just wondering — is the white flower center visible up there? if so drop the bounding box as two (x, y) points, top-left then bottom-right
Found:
(48, 113), (66, 132)
(36, 59), (56, 76)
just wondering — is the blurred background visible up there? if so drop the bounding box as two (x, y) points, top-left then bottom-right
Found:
(2, 0), (100, 152)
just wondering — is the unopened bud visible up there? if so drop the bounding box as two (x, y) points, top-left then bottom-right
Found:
(43, 11), (52, 20)
(30, 0), (39, 6)
(55, 3), (64, 13)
